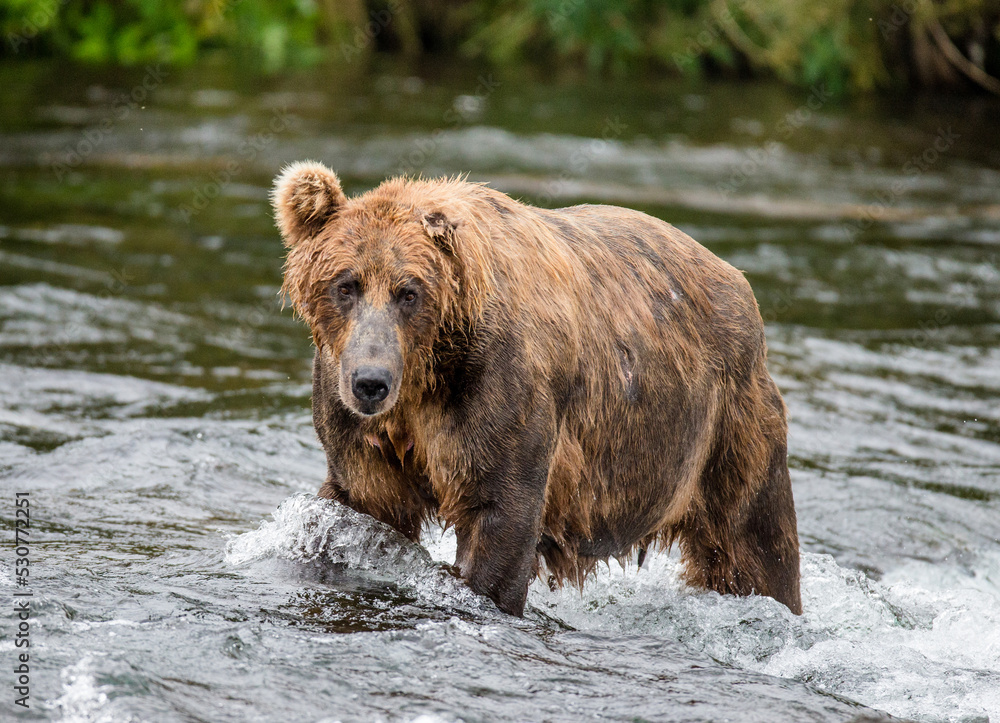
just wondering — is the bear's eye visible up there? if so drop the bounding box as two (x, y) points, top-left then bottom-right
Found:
(332, 279), (357, 304)
(400, 288), (418, 305)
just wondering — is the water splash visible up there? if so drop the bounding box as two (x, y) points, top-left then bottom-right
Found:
(52, 657), (112, 723)
(232, 496), (1000, 721)
(226, 494), (496, 616)
(524, 546), (1000, 723)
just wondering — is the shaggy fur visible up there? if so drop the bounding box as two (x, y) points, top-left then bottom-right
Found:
(273, 162), (802, 616)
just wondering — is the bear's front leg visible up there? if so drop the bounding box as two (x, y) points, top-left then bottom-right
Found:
(441, 328), (555, 615)
(451, 437), (550, 616)
(454, 486), (546, 616)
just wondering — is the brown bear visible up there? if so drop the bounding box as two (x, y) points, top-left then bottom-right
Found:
(272, 161), (802, 617)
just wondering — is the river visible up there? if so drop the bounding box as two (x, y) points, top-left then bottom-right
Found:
(1, 59), (998, 722)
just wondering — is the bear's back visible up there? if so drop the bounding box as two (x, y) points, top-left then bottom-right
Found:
(533, 203), (767, 374)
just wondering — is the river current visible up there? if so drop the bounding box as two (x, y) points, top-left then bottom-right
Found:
(1, 61), (998, 722)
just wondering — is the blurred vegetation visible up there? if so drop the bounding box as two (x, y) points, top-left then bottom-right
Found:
(2, 0), (999, 93)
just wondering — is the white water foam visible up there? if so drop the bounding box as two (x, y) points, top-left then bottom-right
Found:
(519, 544), (1000, 723)
(230, 495), (1000, 722)
(225, 493), (495, 615)
(51, 656), (113, 723)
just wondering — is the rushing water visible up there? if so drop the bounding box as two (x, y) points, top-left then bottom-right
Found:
(1, 59), (999, 722)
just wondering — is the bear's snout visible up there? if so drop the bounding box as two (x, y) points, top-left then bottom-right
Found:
(337, 302), (404, 417)
(352, 366), (392, 406)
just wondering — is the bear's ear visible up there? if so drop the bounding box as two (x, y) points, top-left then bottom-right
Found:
(271, 161), (346, 247)
(421, 211), (458, 253)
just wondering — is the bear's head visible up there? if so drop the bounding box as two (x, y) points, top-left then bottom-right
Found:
(272, 161), (466, 418)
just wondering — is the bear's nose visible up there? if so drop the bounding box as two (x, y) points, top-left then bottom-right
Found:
(352, 367), (392, 404)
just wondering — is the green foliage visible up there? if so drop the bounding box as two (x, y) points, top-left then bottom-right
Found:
(462, 0), (704, 73)
(707, 0), (868, 94)
(1, 0), (998, 92)
(0, 0), (326, 68)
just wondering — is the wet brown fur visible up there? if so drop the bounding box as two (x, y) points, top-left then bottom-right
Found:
(274, 162), (802, 616)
